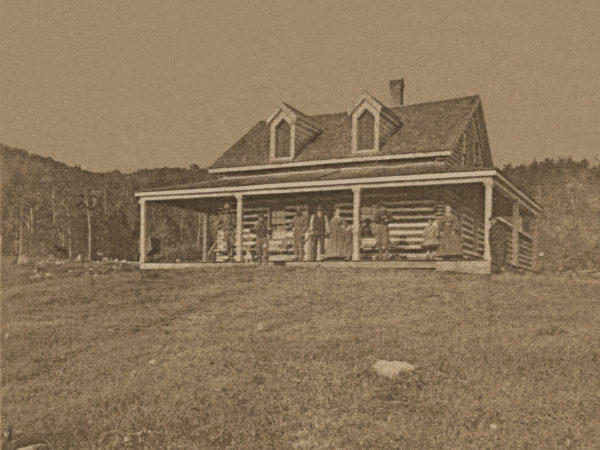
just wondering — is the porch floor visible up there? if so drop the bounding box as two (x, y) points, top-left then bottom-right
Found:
(140, 259), (491, 274)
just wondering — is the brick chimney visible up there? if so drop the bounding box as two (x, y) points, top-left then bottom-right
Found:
(389, 79), (405, 106)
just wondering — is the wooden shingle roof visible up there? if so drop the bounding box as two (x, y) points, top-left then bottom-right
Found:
(210, 95), (481, 170)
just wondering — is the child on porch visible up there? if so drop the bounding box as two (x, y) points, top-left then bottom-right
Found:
(421, 218), (440, 260)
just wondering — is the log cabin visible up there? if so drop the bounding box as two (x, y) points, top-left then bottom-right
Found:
(135, 79), (542, 273)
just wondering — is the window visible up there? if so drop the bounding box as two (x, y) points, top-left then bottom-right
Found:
(356, 110), (375, 150)
(274, 120), (291, 158)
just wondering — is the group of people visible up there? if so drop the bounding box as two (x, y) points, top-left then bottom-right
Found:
(249, 205), (354, 263)
(216, 202), (468, 263)
(215, 202), (396, 263)
(421, 205), (463, 260)
(293, 203), (396, 262)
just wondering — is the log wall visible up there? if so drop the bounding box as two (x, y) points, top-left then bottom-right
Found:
(214, 185), (488, 262)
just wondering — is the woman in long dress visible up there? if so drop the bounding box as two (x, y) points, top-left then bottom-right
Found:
(438, 206), (462, 259)
(329, 208), (352, 260)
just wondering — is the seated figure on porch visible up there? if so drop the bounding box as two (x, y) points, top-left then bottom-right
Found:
(438, 206), (462, 259)
(329, 207), (352, 260)
(373, 203), (392, 260)
(218, 203), (236, 261)
(421, 218), (440, 260)
(288, 208), (308, 261)
(309, 205), (330, 261)
(252, 214), (270, 264)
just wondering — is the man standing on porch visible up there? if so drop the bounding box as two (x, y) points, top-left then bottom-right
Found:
(288, 208), (308, 261)
(309, 205), (329, 262)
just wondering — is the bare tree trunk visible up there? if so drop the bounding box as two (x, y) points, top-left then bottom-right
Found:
(104, 188), (108, 220)
(84, 189), (93, 261)
(17, 200), (25, 263)
(65, 206), (72, 259)
(87, 210), (92, 261)
(180, 211), (185, 244)
(196, 213), (202, 249)
(29, 206), (35, 256)
(51, 184), (56, 227)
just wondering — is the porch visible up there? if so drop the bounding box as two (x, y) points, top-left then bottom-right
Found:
(135, 169), (542, 274)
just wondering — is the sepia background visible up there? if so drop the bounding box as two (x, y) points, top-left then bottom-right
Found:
(1, 0), (599, 172)
(2, 2), (600, 449)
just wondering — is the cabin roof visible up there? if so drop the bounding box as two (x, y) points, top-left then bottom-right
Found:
(137, 163), (484, 193)
(210, 95), (481, 170)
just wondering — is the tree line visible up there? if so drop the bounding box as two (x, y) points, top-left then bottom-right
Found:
(0, 144), (210, 262)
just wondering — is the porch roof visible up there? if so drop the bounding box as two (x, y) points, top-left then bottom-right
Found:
(135, 164), (542, 214)
(137, 163), (480, 192)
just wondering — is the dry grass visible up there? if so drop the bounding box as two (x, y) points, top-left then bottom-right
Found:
(1, 263), (599, 449)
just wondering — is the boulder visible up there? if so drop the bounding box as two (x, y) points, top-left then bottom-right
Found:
(373, 360), (415, 378)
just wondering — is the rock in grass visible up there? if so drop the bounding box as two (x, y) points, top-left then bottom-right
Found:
(16, 445), (48, 450)
(373, 360), (415, 378)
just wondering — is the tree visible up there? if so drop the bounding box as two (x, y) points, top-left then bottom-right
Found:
(77, 188), (101, 261)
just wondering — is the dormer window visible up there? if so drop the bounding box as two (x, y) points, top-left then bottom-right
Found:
(349, 92), (401, 154)
(274, 119), (291, 158)
(267, 102), (322, 162)
(357, 110), (375, 151)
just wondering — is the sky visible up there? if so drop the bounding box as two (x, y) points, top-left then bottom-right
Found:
(1, 0), (599, 173)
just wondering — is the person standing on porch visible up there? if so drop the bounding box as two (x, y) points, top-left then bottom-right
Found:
(218, 203), (236, 261)
(373, 202), (392, 260)
(309, 205), (329, 261)
(252, 214), (270, 264)
(329, 207), (352, 260)
(421, 218), (440, 260)
(438, 205), (462, 259)
(288, 208), (308, 261)
(489, 217), (506, 274)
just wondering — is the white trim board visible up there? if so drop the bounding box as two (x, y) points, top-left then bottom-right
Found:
(135, 169), (542, 214)
(137, 170), (496, 197)
(138, 177), (494, 202)
(208, 151), (452, 173)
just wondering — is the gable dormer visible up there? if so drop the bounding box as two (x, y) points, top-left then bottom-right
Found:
(348, 92), (402, 154)
(266, 103), (322, 161)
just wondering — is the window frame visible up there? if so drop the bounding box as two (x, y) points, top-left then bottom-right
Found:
(351, 102), (380, 154)
(269, 116), (295, 161)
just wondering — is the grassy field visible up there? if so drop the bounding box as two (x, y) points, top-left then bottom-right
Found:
(1, 263), (599, 449)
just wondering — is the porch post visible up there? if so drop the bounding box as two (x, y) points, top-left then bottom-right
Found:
(483, 179), (493, 262)
(352, 187), (362, 261)
(139, 199), (146, 265)
(235, 194), (243, 262)
(201, 212), (208, 263)
(511, 201), (520, 266)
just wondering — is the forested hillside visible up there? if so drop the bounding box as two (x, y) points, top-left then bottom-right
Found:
(1, 144), (598, 271)
(503, 158), (600, 272)
(0, 144), (211, 261)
